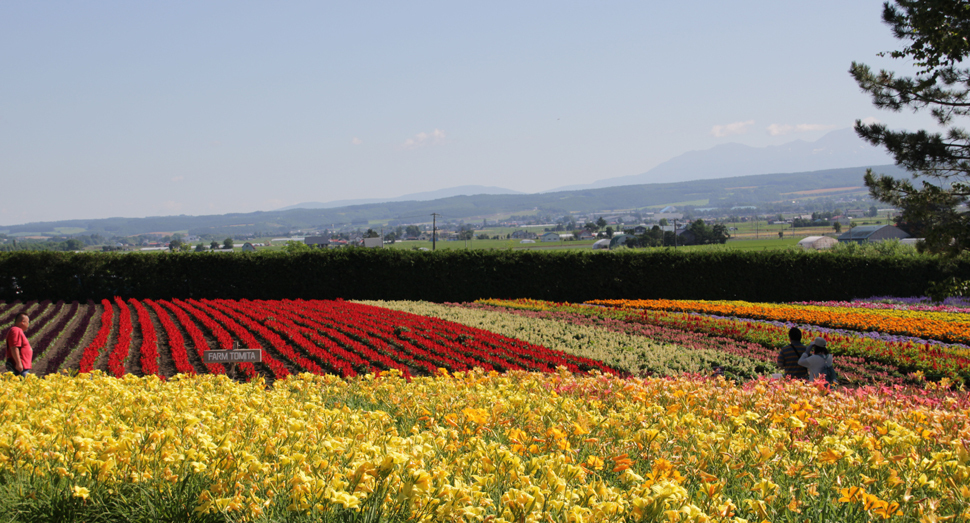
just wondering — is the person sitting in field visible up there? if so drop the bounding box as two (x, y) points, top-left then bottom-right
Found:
(777, 327), (808, 379)
(798, 337), (836, 384)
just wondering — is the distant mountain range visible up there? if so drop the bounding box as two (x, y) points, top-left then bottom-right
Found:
(2, 164), (908, 238)
(276, 185), (525, 211)
(276, 128), (891, 211)
(547, 128), (893, 192)
(1, 129), (908, 237)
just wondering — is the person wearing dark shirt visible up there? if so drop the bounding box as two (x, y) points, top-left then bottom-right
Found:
(777, 327), (808, 379)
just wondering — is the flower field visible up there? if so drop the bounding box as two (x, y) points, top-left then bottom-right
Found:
(0, 370), (967, 522)
(471, 298), (970, 385)
(0, 298), (615, 380)
(1, 296), (969, 521)
(584, 299), (970, 345)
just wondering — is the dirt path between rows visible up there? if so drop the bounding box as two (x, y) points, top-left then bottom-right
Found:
(145, 304), (177, 378)
(36, 301), (100, 375)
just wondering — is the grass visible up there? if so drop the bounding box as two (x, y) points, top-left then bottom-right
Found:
(384, 239), (599, 251)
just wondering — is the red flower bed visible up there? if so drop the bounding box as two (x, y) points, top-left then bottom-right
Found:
(131, 298), (159, 376)
(106, 297), (133, 378)
(145, 299), (195, 375)
(78, 299), (113, 373)
(39, 298), (620, 380)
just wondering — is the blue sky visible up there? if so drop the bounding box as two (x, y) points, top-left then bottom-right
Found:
(0, 1), (941, 224)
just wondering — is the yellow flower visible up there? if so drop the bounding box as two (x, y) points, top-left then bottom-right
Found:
(72, 485), (90, 500)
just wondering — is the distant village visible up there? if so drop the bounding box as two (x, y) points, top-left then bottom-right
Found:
(0, 197), (921, 253)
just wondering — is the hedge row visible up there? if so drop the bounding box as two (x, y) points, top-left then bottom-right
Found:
(1, 249), (967, 303)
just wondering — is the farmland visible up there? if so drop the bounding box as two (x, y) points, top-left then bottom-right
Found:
(3, 295), (969, 384)
(1, 295), (969, 521)
(0, 299), (614, 381)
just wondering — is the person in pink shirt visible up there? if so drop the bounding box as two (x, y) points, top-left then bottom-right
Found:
(5, 313), (32, 376)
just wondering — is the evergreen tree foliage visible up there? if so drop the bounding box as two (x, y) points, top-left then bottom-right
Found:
(851, 0), (970, 255)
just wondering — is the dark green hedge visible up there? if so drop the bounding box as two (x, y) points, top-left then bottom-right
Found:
(0, 249), (967, 303)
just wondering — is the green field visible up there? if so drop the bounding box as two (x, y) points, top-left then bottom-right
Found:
(384, 238), (599, 251)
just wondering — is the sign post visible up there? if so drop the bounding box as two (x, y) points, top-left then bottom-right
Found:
(203, 344), (263, 381)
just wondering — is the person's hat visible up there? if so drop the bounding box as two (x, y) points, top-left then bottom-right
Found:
(808, 337), (827, 349)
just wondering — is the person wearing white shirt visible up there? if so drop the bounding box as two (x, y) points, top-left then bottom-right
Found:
(798, 337), (834, 383)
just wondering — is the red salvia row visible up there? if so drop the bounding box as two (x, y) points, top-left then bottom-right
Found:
(182, 299), (277, 380)
(107, 296), (132, 378)
(158, 299), (223, 375)
(78, 299), (114, 373)
(203, 299), (326, 376)
(245, 300), (369, 376)
(131, 298), (159, 377)
(144, 299), (196, 375)
(169, 299), (249, 378)
(298, 299), (617, 375)
(229, 298), (394, 377)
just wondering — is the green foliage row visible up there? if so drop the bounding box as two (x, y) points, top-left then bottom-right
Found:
(1, 249), (968, 302)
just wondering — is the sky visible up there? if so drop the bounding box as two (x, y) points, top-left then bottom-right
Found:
(0, 1), (945, 225)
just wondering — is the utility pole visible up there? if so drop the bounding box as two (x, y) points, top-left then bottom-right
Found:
(431, 213), (439, 251)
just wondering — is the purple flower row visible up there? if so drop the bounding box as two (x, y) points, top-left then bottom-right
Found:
(692, 312), (970, 353)
(792, 296), (970, 313)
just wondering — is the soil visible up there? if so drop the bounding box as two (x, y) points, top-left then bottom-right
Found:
(0, 301), (41, 328)
(26, 301), (70, 365)
(39, 301), (101, 375)
(145, 304), (178, 378)
(123, 301), (142, 376)
(24, 301), (59, 338)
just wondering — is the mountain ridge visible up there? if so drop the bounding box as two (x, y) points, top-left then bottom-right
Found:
(277, 185), (526, 211)
(1, 164), (908, 237)
(546, 128), (893, 192)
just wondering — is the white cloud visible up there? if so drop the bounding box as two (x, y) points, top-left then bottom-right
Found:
(402, 128), (446, 149)
(351, 137), (363, 145)
(766, 123), (838, 136)
(860, 117), (880, 125)
(710, 120), (754, 137)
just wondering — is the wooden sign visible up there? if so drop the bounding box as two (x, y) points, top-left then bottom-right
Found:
(203, 349), (262, 364)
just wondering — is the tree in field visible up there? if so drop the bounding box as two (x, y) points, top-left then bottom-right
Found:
(223, 238), (234, 249)
(364, 229), (379, 238)
(169, 239), (185, 252)
(63, 238), (84, 251)
(686, 219), (731, 245)
(834, 221), (843, 234)
(850, 0), (970, 255)
(405, 225), (421, 238)
(711, 224), (730, 243)
(195, 243), (206, 252)
(596, 217), (607, 230)
(210, 240), (220, 250)
(283, 241), (312, 254)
